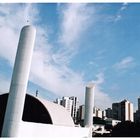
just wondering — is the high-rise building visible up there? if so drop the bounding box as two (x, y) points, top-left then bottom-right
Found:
(102, 110), (106, 119)
(61, 97), (73, 114)
(138, 97), (140, 110)
(79, 105), (85, 120)
(77, 105), (85, 126)
(55, 98), (62, 105)
(105, 108), (112, 118)
(112, 99), (134, 122)
(120, 100), (134, 122)
(69, 96), (79, 123)
(112, 103), (120, 120)
(54, 96), (79, 123)
(93, 107), (102, 118)
(134, 110), (140, 123)
(134, 97), (140, 122)
(78, 106), (105, 122)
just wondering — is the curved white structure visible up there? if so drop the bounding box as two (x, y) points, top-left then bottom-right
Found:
(0, 25), (92, 138)
(0, 93), (90, 137)
(40, 98), (75, 127)
(2, 25), (36, 137)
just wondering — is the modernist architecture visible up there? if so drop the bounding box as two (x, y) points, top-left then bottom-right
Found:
(0, 93), (91, 137)
(84, 83), (95, 137)
(0, 93), (75, 135)
(112, 99), (134, 122)
(2, 25), (36, 137)
(0, 25), (91, 137)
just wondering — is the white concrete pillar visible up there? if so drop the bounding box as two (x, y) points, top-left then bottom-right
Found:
(84, 83), (95, 137)
(1, 25), (36, 137)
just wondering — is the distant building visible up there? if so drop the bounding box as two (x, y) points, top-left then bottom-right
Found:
(120, 100), (134, 122)
(93, 107), (103, 118)
(138, 97), (140, 110)
(105, 108), (112, 118)
(61, 97), (73, 114)
(77, 106), (105, 125)
(112, 99), (134, 122)
(77, 105), (85, 126)
(134, 97), (140, 123)
(102, 110), (106, 119)
(134, 110), (140, 122)
(112, 103), (120, 120)
(69, 96), (79, 123)
(54, 96), (79, 123)
(55, 98), (62, 105)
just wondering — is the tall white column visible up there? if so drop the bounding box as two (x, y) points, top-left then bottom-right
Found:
(1, 25), (36, 137)
(84, 83), (95, 137)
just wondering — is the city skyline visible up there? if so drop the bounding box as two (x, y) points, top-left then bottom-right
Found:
(0, 3), (140, 110)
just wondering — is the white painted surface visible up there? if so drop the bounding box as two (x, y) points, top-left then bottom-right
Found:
(84, 84), (95, 127)
(2, 25), (36, 137)
(39, 98), (75, 127)
(17, 121), (90, 137)
(84, 84), (95, 137)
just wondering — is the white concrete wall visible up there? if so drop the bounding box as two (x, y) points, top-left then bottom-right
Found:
(84, 84), (95, 127)
(17, 121), (90, 137)
(1, 25), (36, 137)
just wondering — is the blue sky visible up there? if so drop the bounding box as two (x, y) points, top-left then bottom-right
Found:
(0, 3), (140, 110)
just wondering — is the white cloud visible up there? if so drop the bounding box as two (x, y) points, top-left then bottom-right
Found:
(30, 59), (85, 102)
(59, 4), (94, 46)
(93, 73), (104, 85)
(0, 3), (113, 109)
(0, 26), (18, 65)
(55, 3), (95, 65)
(0, 3), (86, 103)
(0, 3), (40, 93)
(30, 4), (113, 108)
(114, 56), (135, 70)
(114, 3), (128, 22)
(120, 3), (128, 11)
(0, 74), (10, 94)
(94, 88), (112, 110)
(92, 73), (113, 109)
(114, 14), (122, 22)
(0, 4), (38, 66)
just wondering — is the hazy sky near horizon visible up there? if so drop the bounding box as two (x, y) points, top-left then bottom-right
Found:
(0, 3), (140, 110)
